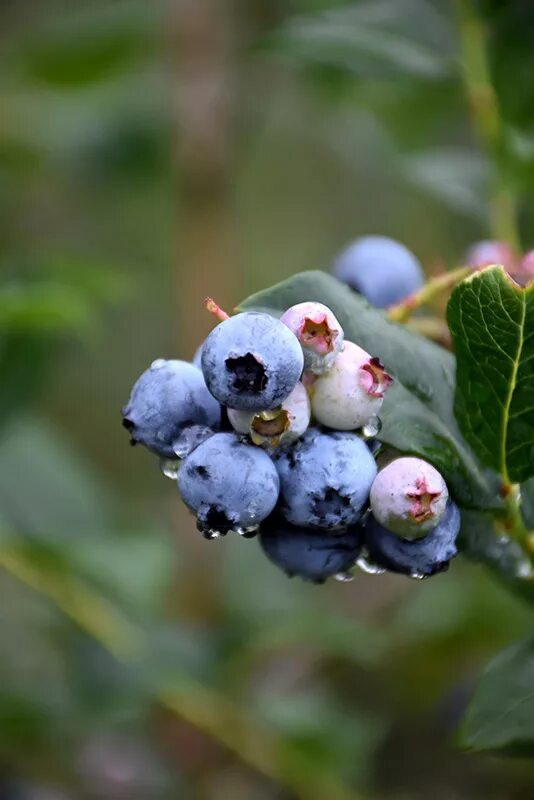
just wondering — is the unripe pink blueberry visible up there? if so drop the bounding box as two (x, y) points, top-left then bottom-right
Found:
(227, 381), (311, 448)
(280, 302), (344, 374)
(310, 341), (392, 430)
(465, 240), (516, 272)
(517, 250), (534, 284)
(370, 457), (448, 539)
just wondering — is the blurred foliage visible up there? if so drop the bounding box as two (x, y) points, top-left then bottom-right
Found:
(2, 0), (534, 798)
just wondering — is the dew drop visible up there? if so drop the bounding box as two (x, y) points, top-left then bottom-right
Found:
(356, 555), (386, 575)
(409, 570), (426, 581)
(516, 559), (534, 580)
(151, 358), (166, 370)
(234, 524), (259, 538)
(362, 416), (382, 439)
(203, 529), (224, 540)
(159, 458), (180, 480)
(173, 425), (213, 458)
(334, 570), (355, 582)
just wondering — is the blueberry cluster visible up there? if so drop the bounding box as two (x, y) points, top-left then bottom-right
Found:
(123, 292), (460, 584)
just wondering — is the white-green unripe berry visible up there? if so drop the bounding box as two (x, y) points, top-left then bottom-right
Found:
(370, 457), (449, 539)
(310, 341), (392, 430)
(227, 381), (311, 447)
(280, 302), (344, 375)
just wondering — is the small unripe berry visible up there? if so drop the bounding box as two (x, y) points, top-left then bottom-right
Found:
(516, 250), (534, 285)
(465, 240), (516, 272)
(280, 302), (344, 374)
(228, 381), (310, 447)
(310, 341), (392, 430)
(370, 457), (448, 539)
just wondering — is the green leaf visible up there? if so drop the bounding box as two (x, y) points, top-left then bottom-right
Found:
(239, 270), (498, 509)
(460, 637), (534, 755)
(0, 283), (93, 332)
(19, 7), (156, 89)
(0, 416), (112, 537)
(459, 509), (534, 605)
(0, 332), (50, 429)
(447, 266), (534, 484)
(402, 148), (487, 219)
(270, 0), (452, 80)
(520, 477), (534, 529)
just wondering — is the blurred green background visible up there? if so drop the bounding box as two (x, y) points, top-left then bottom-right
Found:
(2, 0), (534, 797)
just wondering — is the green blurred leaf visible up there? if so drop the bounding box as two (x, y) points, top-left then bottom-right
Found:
(520, 477), (534, 528)
(0, 416), (112, 537)
(270, 0), (452, 80)
(459, 510), (534, 605)
(239, 270), (498, 509)
(460, 637), (534, 755)
(20, 11), (156, 89)
(256, 689), (386, 785)
(403, 148), (487, 219)
(447, 266), (534, 483)
(0, 414), (173, 616)
(0, 283), (93, 332)
(0, 332), (50, 428)
(67, 529), (173, 615)
(43, 253), (129, 304)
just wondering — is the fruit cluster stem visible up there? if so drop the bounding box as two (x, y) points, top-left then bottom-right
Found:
(388, 266), (471, 323)
(454, 0), (521, 253)
(499, 484), (534, 557)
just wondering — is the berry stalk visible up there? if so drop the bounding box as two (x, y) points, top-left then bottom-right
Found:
(205, 296), (230, 321)
(454, 0), (521, 253)
(388, 266), (471, 323)
(498, 484), (534, 559)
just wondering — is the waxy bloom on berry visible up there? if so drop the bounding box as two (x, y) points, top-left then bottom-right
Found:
(369, 457), (448, 539)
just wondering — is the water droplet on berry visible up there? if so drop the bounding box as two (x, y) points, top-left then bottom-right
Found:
(172, 425), (213, 458)
(159, 458), (180, 480)
(362, 416), (382, 439)
(234, 525), (259, 538)
(409, 570), (426, 580)
(151, 358), (166, 370)
(333, 570), (355, 582)
(356, 555), (386, 575)
(516, 558), (534, 579)
(203, 529), (224, 540)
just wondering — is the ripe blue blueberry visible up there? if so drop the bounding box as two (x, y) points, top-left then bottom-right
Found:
(280, 302), (344, 374)
(177, 432), (280, 537)
(192, 342), (204, 369)
(201, 312), (304, 411)
(520, 250), (534, 278)
(332, 235), (424, 308)
(273, 428), (377, 530)
(122, 359), (221, 458)
(369, 457), (448, 539)
(363, 500), (460, 577)
(311, 341), (392, 430)
(259, 514), (361, 583)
